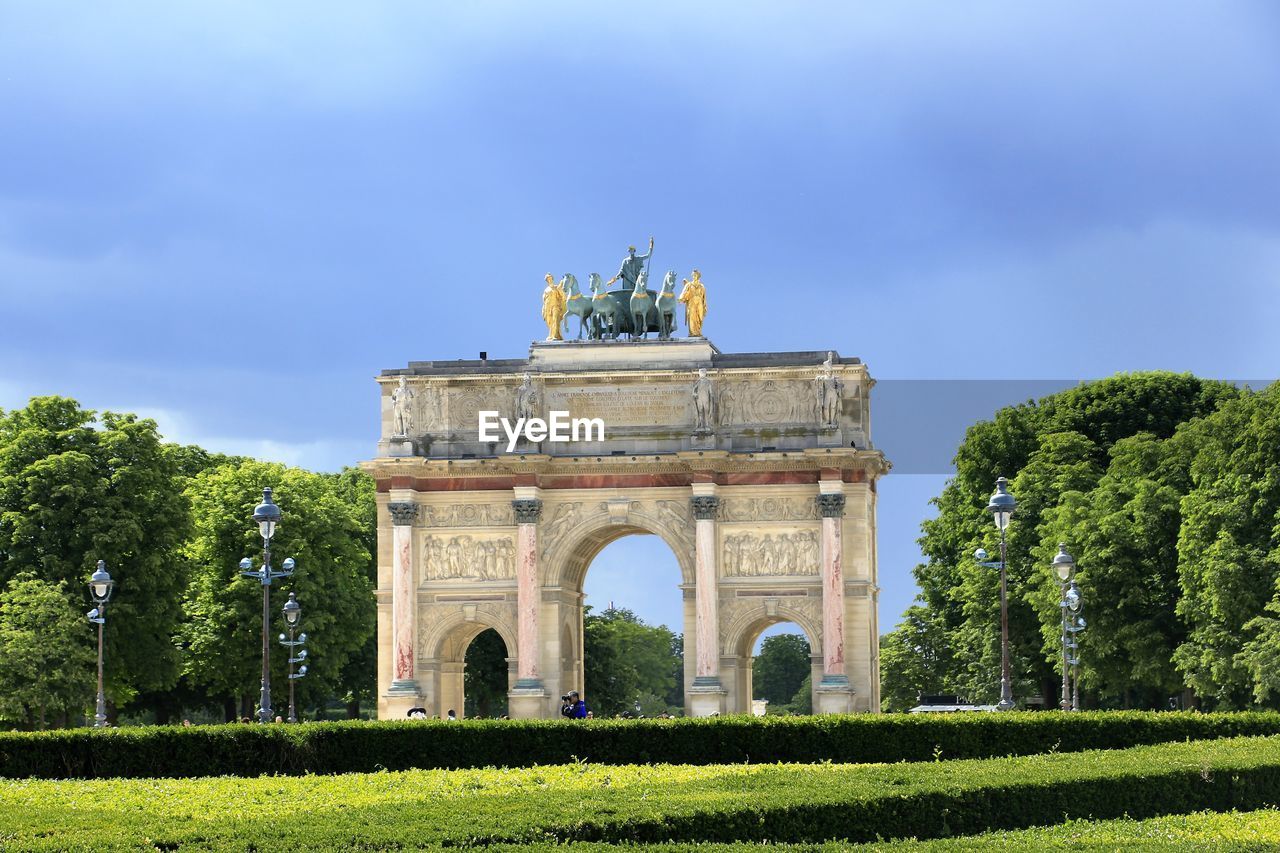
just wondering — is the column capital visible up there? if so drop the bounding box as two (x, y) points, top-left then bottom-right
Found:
(512, 498), (543, 524)
(388, 502), (419, 526)
(690, 495), (720, 520)
(817, 493), (847, 518)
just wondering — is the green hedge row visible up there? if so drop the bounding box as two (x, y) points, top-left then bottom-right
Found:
(3, 710), (1280, 779)
(2, 737), (1280, 848)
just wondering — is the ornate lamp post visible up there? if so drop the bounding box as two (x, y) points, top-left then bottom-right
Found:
(239, 488), (295, 724)
(278, 592), (308, 723)
(1065, 581), (1085, 711)
(986, 477), (1017, 711)
(1051, 544), (1076, 711)
(86, 560), (114, 728)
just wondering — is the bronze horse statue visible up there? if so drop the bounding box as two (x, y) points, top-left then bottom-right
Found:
(561, 273), (592, 340)
(656, 270), (677, 340)
(629, 270), (656, 340)
(589, 273), (619, 340)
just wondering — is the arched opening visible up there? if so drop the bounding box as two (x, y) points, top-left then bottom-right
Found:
(732, 618), (821, 715)
(463, 628), (510, 718)
(432, 620), (515, 720)
(577, 533), (686, 718)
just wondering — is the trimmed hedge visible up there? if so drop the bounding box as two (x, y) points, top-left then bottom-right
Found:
(1, 737), (1280, 848)
(2, 710), (1280, 779)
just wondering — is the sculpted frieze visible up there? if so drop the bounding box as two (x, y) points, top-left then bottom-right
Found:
(720, 496), (819, 522)
(718, 380), (812, 426)
(419, 503), (514, 528)
(540, 502), (582, 556)
(422, 534), (516, 581)
(722, 530), (820, 577)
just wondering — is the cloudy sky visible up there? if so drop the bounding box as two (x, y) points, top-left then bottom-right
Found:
(2, 2), (1277, 640)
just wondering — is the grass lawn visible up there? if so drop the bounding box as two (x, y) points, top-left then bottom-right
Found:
(2, 736), (1280, 850)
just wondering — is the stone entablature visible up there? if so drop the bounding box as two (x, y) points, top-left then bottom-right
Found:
(366, 339), (888, 720)
(378, 341), (872, 459)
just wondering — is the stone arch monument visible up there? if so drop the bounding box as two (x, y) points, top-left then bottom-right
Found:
(365, 338), (889, 718)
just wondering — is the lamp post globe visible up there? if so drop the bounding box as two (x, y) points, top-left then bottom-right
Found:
(986, 477), (1016, 531)
(90, 560), (114, 604)
(986, 477), (1017, 711)
(283, 592), (301, 627)
(253, 487), (282, 542)
(1051, 544), (1075, 583)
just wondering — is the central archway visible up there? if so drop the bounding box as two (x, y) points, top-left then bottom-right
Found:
(538, 497), (697, 716)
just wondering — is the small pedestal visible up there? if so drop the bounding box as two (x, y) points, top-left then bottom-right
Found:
(508, 685), (548, 720)
(815, 676), (855, 714)
(687, 680), (726, 717)
(817, 427), (843, 449)
(691, 430), (716, 450)
(384, 680), (423, 718)
(387, 436), (416, 457)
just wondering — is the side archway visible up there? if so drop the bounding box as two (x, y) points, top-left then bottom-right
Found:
(420, 612), (517, 719)
(723, 603), (823, 715)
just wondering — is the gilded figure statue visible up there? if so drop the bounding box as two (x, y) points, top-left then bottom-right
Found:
(679, 269), (707, 337)
(541, 273), (567, 341)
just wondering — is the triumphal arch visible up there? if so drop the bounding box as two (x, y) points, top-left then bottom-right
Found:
(365, 264), (888, 719)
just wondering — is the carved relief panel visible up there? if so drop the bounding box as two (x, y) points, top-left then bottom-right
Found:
(720, 527), (820, 577)
(421, 533), (516, 581)
(419, 503), (514, 528)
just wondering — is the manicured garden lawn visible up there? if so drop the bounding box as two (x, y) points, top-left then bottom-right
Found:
(2, 736), (1280, 850)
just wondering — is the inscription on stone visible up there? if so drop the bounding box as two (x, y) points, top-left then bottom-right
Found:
(546, 386), (691, 428)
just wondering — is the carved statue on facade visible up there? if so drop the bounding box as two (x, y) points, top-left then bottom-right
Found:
(391, 376), (414, 437)
(515, 372), (539, 423)
(817, 351), (843, 428)
(679, 269), (708, 337)
(541, 273), (566, 341)
(693, 368), (715, 434)
(607, 237), (654, 289)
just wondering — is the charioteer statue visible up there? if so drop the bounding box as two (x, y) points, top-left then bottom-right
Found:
(539, 236), (708, 342)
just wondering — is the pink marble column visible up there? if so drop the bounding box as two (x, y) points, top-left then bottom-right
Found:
(817, 491), (847, 683)
(512, 498), (543, 688)
(388, 502), (419, 687)
(691, 495), (722, 686)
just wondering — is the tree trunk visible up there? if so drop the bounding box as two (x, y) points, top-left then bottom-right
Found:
(346, 699), (360, 720)
(222, 697), (237, 723)
(106, 700), (119, 727)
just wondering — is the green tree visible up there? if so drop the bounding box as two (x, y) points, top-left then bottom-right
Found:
(181, 460), (375, 717)
(463, 629), (509, 718)
(1036, 433), (1192, 707)
(0, 573), (95, 728)
(879, 605), (951, 711)
(1174, 383), (1280, 707)
(583, 607), (678, 716)
(0, 397), (189, 712)
(327, 467), (378, 717)
(901, 373), (1236, 707)
(752, 632), (810, 705)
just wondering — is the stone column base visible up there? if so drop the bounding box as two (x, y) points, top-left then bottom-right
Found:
(687, 683), (726, 717)
(815, 678), (855, 715)
(508, 687), (548, 720)
(384, 681), (423, 719)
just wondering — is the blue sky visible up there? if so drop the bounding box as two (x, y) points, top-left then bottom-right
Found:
(2, 2), (1278, 639)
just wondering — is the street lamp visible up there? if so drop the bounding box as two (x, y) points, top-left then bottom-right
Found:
(240, 487), (296, 724)
(1051, 544), (1076, 711)
(986, 476), (1017, 711)
(278, 592), (308, 724)
(86, 560), (114, 728)
(1065, 580), (1085, 711)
